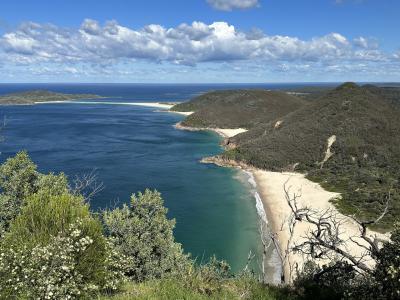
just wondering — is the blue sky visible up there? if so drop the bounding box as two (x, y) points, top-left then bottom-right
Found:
(0, 0), (399, 83)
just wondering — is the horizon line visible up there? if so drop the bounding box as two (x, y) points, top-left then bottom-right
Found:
(1, 81), (399, 85)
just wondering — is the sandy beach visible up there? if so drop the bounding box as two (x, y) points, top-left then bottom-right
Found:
(161, 108), (389, 283)
(174, 122), (248, 138)
(251, 169), (389, 283)
(91, 101), (194, 116)
(185, 123), (389, 283)
(35, 101), (194, 116)
(129, 102), (194, 116)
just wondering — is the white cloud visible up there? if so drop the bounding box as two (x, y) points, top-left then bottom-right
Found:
(0, 19), (397, 82)
(353, 36), (379, 49)
(0, 19), (387, 67)
(207, 0), (260, 11)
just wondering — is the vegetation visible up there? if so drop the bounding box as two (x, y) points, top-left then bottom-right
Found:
(175, 83), (400, 230)
(100, 275), (292, 300)
(0, 151), (39, 236)
(103, 190), (190, 282)
(290, 224), (400, 300)
(0, 90), (101, 105)
(0, 152), (399, 299)
(172, 89), (306, 129)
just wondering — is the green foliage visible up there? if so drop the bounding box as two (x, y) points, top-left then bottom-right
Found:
(374, 223), (400, 299)
(103, 189), (190, 282)
(221, 84), (400, 230)
(0, 188), (120, 299)
(5, 191), (98, 246)
(1, 220), (108, 299)
(182, 256), (231, 296)
(173, 89), (305, 129)
(36, 172), (70, 195)
(293, 225), (400, 300)
(0, 151), (39, 236)
(0, 89), (101, 105)
(100, 274), (292, 300)
(293, 261), (358, 300)
(175, 85), (400, 230)
(0, 151), (38, 199)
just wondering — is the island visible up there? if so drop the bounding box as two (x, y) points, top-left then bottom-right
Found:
(0, 90), (102, 105)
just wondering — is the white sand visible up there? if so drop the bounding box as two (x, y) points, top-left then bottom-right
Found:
(130, 102), (194, 116)
(35, 101), (194, 115)
(252, 170), (389, 282)
(171, 122), (390, 282)
(213, 128), (248, 138)
(174, 122), (247, 138)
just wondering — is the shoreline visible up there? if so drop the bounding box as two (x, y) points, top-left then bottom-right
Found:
(174, 122), (248, 138)
(174, 122), (389, 284)
(33, 100), (193, 110)
(201, 156), (390, 283)
(175, 122), (281, 282)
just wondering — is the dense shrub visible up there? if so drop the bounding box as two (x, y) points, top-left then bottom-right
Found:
(0, 151), (38, 200)
(293, 225), (400, 300)
(0, 151), (39, 236)
(103, 189), (190, 282)
(0, 190), (124, 299)
(293, 261), (358, 300)
(374, 223), (400, 299)
(182, 256), (231, 296)
(100, 262), (293, 300)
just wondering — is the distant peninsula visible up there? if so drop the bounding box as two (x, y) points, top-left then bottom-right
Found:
(0, 90), (102, 105)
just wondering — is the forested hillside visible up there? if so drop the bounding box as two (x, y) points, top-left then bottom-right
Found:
(176, 83), (400, 230)
(172, 89), (306, 129)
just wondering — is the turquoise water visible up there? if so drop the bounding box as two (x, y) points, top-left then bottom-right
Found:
(0, 84), (277, 273)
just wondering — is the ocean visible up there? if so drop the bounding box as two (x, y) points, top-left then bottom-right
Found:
(0, 83), (325, 278)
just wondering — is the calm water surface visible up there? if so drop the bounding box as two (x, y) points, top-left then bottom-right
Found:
(0, 84), (323, 275)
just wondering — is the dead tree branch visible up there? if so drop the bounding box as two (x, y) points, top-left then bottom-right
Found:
(282, 179), (390, 277)
(70, 169), (104, 201)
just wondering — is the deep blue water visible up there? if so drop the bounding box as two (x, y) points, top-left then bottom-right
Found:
(0, 83), (324, 274)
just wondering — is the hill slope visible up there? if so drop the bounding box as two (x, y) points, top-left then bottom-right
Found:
(172, 89), (307, 129)
(223, 83), (400, 230)
(0, 90), (101, 105)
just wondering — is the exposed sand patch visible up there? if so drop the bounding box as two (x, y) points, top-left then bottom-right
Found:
(213, 128), (248, 138)
(174, 122), (247, 138)
(274, 120), (283, 129)
(319, 135), (337, 168)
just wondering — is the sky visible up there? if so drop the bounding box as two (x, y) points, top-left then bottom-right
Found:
(0, 0), (399, 83)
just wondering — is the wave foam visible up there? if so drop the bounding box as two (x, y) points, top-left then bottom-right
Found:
(242, 169), (282, 283)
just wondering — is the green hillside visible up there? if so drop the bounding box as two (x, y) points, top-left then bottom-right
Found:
(172, 89), (306, 129)
(222, 83), (400, 230)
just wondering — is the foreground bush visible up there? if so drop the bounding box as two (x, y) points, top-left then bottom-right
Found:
(103, 189), (190, 282)
(0, 151), (69, 236)
(0, 151), (39, 236)
(0, 190), (123, 299)
(374, 223), (400, 299)
(100, 274), (293, 300)
(292, 224), (400, 300)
